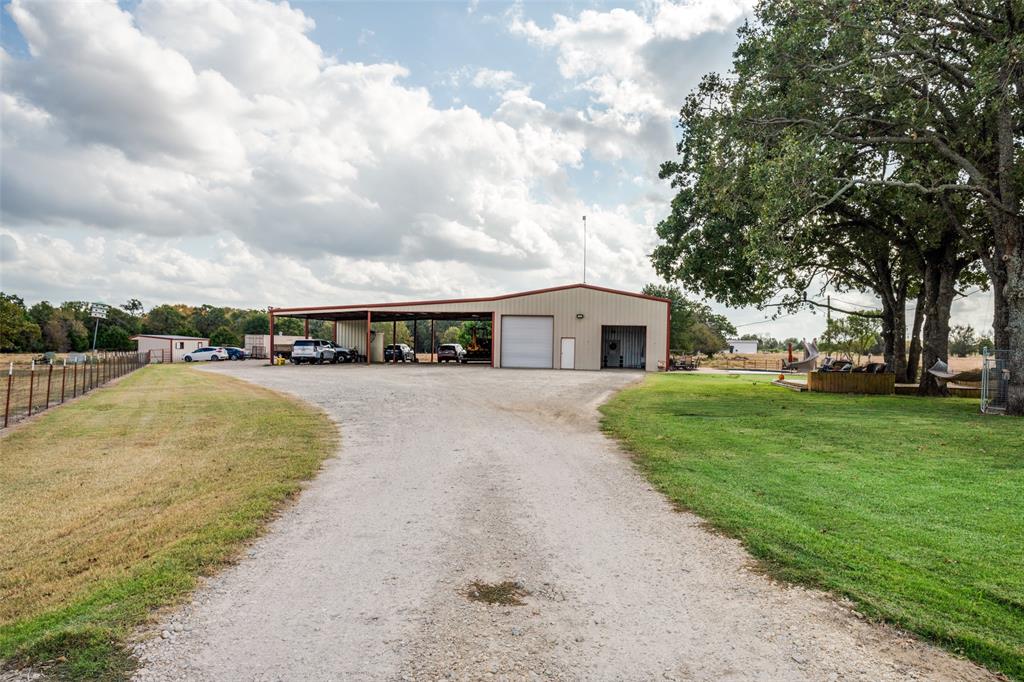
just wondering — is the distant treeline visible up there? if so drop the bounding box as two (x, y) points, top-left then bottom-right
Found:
(0, 292), (496, 354)
(0, 294), (278, 352)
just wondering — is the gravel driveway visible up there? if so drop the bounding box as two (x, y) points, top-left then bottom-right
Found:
(133, 364), (993, 681)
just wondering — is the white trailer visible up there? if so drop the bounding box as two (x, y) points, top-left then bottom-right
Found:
(244, 334), (309, 359)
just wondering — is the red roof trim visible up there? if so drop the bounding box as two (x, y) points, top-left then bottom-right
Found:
(270, 283), (670, 315)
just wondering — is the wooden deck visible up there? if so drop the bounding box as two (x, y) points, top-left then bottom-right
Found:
(770, 373), (981, 399)
(809, 372), (895, 395)
(771, 379), (808, 392)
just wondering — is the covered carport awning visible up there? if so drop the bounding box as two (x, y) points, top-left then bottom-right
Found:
(267, 306), (495, 365)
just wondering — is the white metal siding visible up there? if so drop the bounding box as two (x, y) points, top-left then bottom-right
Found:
(501, 316), (553, 368)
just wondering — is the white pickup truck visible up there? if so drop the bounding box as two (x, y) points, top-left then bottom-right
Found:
(290, 339), (338, 364)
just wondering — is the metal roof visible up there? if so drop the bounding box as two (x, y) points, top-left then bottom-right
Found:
(270, 283), (670, 319)
(130, 334), (209, 340)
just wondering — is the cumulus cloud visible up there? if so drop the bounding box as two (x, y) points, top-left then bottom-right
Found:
(508, 0), (752, 163)
(0, 0), (745, 310)
(471, 68), (521, 91)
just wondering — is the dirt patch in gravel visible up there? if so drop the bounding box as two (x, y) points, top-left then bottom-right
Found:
(466, 581), (528, 606)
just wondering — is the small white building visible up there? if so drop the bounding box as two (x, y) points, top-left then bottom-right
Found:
(726, 338), (758, 354)
(131, 334), (208, 363)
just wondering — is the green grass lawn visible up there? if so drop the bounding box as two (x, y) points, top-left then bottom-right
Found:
(601, 373), (1024, 679)
(0, 365), (336, 680)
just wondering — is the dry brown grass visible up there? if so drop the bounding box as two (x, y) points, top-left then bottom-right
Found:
(705, 351), (984, 372)
(0, 364), (335, 678)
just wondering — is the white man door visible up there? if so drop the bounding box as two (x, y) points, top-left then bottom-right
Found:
(560, 338), (575, 369)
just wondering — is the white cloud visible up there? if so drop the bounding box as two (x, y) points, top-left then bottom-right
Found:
(1, 0), (619, 294)
(0, 0), (662, 308)
(471, 67), (521, 91)
(507, 0), (753, 164)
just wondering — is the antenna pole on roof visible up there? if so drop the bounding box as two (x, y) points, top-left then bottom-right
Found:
(582, 215), (587, 284)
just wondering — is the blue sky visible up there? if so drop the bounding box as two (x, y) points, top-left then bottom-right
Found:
(0, 0), (993, 339)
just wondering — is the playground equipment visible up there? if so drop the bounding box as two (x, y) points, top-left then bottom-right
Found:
(781, 341), (820, 372)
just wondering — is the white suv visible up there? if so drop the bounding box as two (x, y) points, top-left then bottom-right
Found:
(291, 339), (337, 364)
(183, 347), (229, 362)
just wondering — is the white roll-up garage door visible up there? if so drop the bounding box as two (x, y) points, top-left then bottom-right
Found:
(501, 316), (553, 368)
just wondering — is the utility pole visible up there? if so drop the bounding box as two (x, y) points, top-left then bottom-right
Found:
(826, 294), (831, 347)
(582, 215), (587, 283)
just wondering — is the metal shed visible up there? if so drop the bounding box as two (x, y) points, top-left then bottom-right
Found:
(269, 283), (670, 371)
(131, 334), (209, 363)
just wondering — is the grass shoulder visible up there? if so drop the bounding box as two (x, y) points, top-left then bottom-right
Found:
(0, 364), (336, 680)
(600, 373), (1024, 680)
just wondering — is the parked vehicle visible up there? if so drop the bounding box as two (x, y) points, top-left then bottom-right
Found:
(225, 347), (247, 361)
(383, 344), (417, 362)
(437, 343), (467, 363)
(291, 339), (338, 364)
(328, 344), (356, 363)
(184, 347), (229, 362)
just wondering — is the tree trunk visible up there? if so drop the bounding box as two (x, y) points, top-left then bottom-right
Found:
(905, 288), (925, 384)
(891, 297), (907, 378)
(995, 223), (1023, 415)
(890, 275), (908, 379)
(992, 265), (1009, 352)
(880, 298), (896, 373)
(993, 85), (1022, 415)
(918, 243), (958, 397)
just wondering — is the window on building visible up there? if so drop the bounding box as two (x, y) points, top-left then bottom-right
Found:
(176, 342), (185, 349)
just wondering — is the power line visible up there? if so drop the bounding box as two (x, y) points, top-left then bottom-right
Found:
(830, 296), (878, 309)
(735, 312), (800, 328)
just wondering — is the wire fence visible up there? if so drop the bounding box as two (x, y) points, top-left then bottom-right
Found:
(981, 348), (1009, 414)
(2, 351), (150, 429)
(701, 355), (788, 372)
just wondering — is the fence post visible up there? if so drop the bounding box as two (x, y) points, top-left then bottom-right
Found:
(3, 363), (11, 428)
(61, 359), (67, 403)
(72, 362), (78, 398)
(45, 362), (53, 410)
(27, 361), (35, 417)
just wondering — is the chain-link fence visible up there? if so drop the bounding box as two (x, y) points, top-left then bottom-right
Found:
(2, 351), (149, 429)
(980, 348), (1009, 414)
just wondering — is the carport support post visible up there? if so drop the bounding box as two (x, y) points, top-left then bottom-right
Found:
(268, 308), (275, 361)
(491, 312), (495, 368)
(304, 318), (309, 339)
(392, 321), (397, 363)
(430, 320), (435, 363)
(413, 320), (418, 360)
(365, 311), (371, 364)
